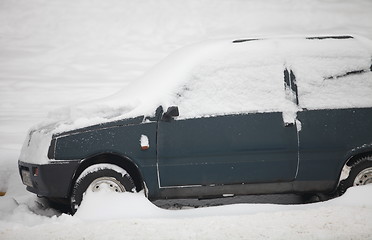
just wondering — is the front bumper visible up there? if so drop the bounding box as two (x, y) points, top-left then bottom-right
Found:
(18, 160), (79, 198)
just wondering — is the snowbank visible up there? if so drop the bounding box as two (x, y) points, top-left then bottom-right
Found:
(1, 185), (372, 239)
(74, 184), (372, 221)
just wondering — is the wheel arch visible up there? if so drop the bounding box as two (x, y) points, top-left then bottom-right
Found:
(345, 151), (372, 167)
(337, 149), (372, 190)
(70, 153), (144, 196)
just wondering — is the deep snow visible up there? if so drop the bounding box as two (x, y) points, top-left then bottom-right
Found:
(1, 0), (372, 239)
(1, 186), (372, 239)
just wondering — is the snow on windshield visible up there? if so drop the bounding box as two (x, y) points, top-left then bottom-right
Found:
(53, 40), (228, 132)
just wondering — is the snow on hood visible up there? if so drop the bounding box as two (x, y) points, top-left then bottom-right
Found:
(38, 35), (372, 134)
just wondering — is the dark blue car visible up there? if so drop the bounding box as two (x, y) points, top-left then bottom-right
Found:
(19, 35), (372, 213)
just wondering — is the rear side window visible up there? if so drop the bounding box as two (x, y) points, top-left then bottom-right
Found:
(284, 39), (372, 110)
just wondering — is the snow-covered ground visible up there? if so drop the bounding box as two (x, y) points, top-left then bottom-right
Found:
(1, 185), (372, 239)
(1, 0), (372, 239)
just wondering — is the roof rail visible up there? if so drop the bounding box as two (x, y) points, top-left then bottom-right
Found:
(232, 38), (261, 43)
(233, 36), (354, 43)
(306, 36), (353, 40)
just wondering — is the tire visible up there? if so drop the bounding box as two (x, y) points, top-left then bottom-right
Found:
(70, 164), (136, 214)
(338, 156), (372, 194)
(300, 192), (333, 203)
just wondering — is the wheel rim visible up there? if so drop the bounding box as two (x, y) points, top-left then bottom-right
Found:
(88, 177), (126, 193)
(353, 167), (372, 186)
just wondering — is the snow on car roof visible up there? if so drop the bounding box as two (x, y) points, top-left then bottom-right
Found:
(50, 35), (372, 133)
(231, 35), (354, 43)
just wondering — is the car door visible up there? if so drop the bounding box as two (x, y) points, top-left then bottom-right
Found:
(155, 42), (301, 189)
(291, 54), (372, 190)
(157, 111), (299, 188)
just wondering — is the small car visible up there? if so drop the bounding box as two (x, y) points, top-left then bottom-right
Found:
(18, 35), (372, 213)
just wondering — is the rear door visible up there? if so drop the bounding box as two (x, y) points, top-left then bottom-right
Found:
(288, 40), (372, 187)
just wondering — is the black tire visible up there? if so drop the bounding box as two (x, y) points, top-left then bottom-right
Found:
(70, 164), (136, 214)
(300, 192), (333, 203)
(338, 156), (372, 194)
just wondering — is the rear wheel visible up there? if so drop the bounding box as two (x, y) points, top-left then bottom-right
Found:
(70, 164), (136, 214)
(339, 156), (372, 194)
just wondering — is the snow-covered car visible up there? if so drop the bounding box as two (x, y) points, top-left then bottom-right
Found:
(18, 35), (372, 213)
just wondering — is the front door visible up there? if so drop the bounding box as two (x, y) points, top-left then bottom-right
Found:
(157, 111), (299, 188)
(155, 45), (300, 189)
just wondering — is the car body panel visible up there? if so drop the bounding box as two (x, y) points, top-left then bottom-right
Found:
(18, 107), (372, 200)
(157, 112), (299, 187)
(54, 121), (157, 165)
(296, 108), (372, 184)
(19, 161), (79, 198)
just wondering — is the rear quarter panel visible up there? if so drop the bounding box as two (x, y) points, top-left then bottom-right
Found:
(296, 107), (372, 191)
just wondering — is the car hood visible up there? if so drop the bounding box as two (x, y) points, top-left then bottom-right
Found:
(19, 115), (146, 165)
(54, 115), (145, 138)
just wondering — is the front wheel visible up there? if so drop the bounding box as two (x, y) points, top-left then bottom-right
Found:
(70, 164), (136, 214)
(339, 156), (372, 194)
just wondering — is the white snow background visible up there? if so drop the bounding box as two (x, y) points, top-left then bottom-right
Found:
(1, 0), (372, 239)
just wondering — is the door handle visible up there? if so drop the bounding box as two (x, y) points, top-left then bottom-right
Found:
(284, 122), (294, 127)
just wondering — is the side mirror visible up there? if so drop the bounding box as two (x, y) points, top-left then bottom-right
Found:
(162, 106), (179, 121)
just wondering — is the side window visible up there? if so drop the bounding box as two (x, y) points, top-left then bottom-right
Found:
(171, 53), (294, 119)
(291, 58), (372, 110)
(285, 39), (372, 110)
